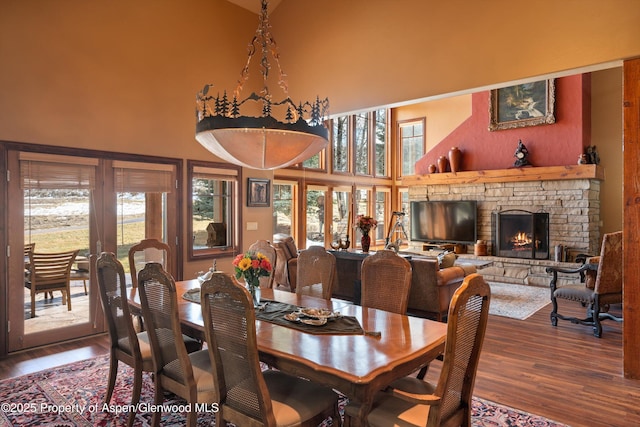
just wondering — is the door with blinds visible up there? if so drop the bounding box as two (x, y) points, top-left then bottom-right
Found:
(6, 152), (179, 351)
(7, 151), (102, 351)
(112, 160), (177, 284)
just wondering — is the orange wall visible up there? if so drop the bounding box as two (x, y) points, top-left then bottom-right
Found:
(272, 0), (640, 115)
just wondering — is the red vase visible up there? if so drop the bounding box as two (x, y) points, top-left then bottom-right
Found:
(437, 155), (448, 173)
(448, 146), (462, 173)
(361, 233), (371, 253)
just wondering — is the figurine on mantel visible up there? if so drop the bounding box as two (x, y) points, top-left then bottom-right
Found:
(513, 140), (531, 167)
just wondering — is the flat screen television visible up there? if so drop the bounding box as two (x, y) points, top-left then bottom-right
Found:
(410, 200), (477, 244)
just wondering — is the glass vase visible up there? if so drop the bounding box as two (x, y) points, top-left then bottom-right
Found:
(245, 280), (261, 307)
(361, 233), (371, 253)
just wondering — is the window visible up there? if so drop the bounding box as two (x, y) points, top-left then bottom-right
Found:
(188, 160), (241, 260)
(331, 187), (351, 244)
(305, 186), (328, 248)
(374, 188), (390, 242)
(273, 181), (297, 239)
(398, 118), (425, 177)
(374, 108), (388, 177)
(354, 112), (369, 175)
(332, 116), (349, 173)
(354, 187), (371, 246)
(113, 160), (176, 274)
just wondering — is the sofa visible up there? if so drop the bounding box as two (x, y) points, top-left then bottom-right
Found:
(406, 257), (477, 321)
(272, 235), (298, 291)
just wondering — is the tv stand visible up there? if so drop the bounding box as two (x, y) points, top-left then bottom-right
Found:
(422, 243), (455, 252)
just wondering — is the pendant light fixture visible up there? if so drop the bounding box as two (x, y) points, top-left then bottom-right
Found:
(195, 0), (329, 170)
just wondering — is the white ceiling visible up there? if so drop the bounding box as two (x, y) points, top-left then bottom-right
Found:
(225, 0), (283, 14)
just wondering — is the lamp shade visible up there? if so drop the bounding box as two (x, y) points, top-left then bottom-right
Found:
(196, 115), (328, 170)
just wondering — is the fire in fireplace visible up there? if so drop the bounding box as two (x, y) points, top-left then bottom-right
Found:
(493, 210), (549, 259)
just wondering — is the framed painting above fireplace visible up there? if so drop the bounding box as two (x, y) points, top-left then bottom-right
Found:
(489, 79), (556, 131)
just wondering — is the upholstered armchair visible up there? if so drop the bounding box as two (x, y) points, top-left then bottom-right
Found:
(407, 257), (477, 321)
(546, 231), (623, 338)
(272, 235), (298, 291)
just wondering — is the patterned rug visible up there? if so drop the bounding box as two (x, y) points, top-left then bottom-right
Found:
(488, 282), (551, 320)
(0, 355), (569, 426)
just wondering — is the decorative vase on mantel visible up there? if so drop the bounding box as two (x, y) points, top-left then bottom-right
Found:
(437, 156), (448, 173)
(361, 232), (371, 253)
(245, 280), (261, 307)
(448, 146), (462, 173)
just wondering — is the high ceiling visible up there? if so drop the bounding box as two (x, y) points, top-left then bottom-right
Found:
(225, 0), (283, 14)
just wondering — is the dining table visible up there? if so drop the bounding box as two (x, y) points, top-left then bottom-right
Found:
(129, 278), (447, 426)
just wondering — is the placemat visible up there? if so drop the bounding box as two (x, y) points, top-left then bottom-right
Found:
(255, 300), (364, 335)
(182, 288), (364, 335)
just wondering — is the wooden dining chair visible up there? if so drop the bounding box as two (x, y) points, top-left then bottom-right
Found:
(344, 273), (491, 427)
(128, 238), (171, 288)
(97, 253), (201, 426)
(200, 272), (342, 427)
(247, 239), (277, 288)
(360, 249), (412, 314)
(24, 249), (79, 318)
(296, 245), (336, 299)
(137, 262), (215, 427)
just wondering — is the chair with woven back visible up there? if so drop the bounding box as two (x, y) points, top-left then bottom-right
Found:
(247, 239), (278, 288)
(25, 249), (79, 318)
(137, 262), (215, 427)
(296, 245), (336, 299)
(200, 272), (342, 427)
(360, 249), (412, 314)
(546, 230), (623, 337)
(344, 273), (491, 427)
(128, 238), (171, 289)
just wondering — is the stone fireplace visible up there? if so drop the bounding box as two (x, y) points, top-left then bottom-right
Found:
(494, 210), (550, 259)
(403, 165), (603, 286)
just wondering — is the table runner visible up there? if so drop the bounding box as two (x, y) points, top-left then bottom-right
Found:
(182, 288), (364, 335)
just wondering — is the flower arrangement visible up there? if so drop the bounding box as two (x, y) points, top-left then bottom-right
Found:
(232, 251), (273, 288)
(355, 214), (378, 235)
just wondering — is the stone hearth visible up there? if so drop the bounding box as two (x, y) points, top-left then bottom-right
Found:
(402, 165), (603, 286)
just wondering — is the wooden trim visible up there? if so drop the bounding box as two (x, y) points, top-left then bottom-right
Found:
(623, 58), (640, 378)
(401, 164), (603, 186)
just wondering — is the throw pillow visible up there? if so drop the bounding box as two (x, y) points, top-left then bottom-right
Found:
(438, 251), (457, 268)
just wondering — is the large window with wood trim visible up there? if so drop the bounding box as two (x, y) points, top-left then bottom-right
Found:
(330, 109), (389, 176)
(398, 118), (425, 178)
(273, 180), (298, 239)
(188, 160), (241, 260)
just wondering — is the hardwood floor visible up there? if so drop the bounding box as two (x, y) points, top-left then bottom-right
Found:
(1, 300), (638, 426)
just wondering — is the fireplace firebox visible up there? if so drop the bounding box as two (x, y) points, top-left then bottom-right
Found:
(493, 210), (549, 259)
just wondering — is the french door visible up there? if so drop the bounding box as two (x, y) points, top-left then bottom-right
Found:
(6, 150), (178, 352)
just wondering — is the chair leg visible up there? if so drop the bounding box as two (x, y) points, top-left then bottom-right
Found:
(104, 352), (118, 405)
(31, 289), (36, 318)
(66, 287), (72, 311)
(416, 364), (430, 380)
(593, 303), (603, 338)
(128, 367), (144, 427)
(550, 293), (559, 326)
(151, 381), (163, 427)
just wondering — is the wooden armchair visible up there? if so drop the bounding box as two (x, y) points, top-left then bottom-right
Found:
(344, 273), (491, 427)
(546, 231), (623, 337)
(25, 250), (79, 318)
(200, 273), (341, 427)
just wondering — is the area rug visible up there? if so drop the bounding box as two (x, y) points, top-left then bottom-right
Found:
(0, 355), (569, 426)
(488, 282), (551, 320)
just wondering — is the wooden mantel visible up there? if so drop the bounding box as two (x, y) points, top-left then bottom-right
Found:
(401, 164), (604, 186)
